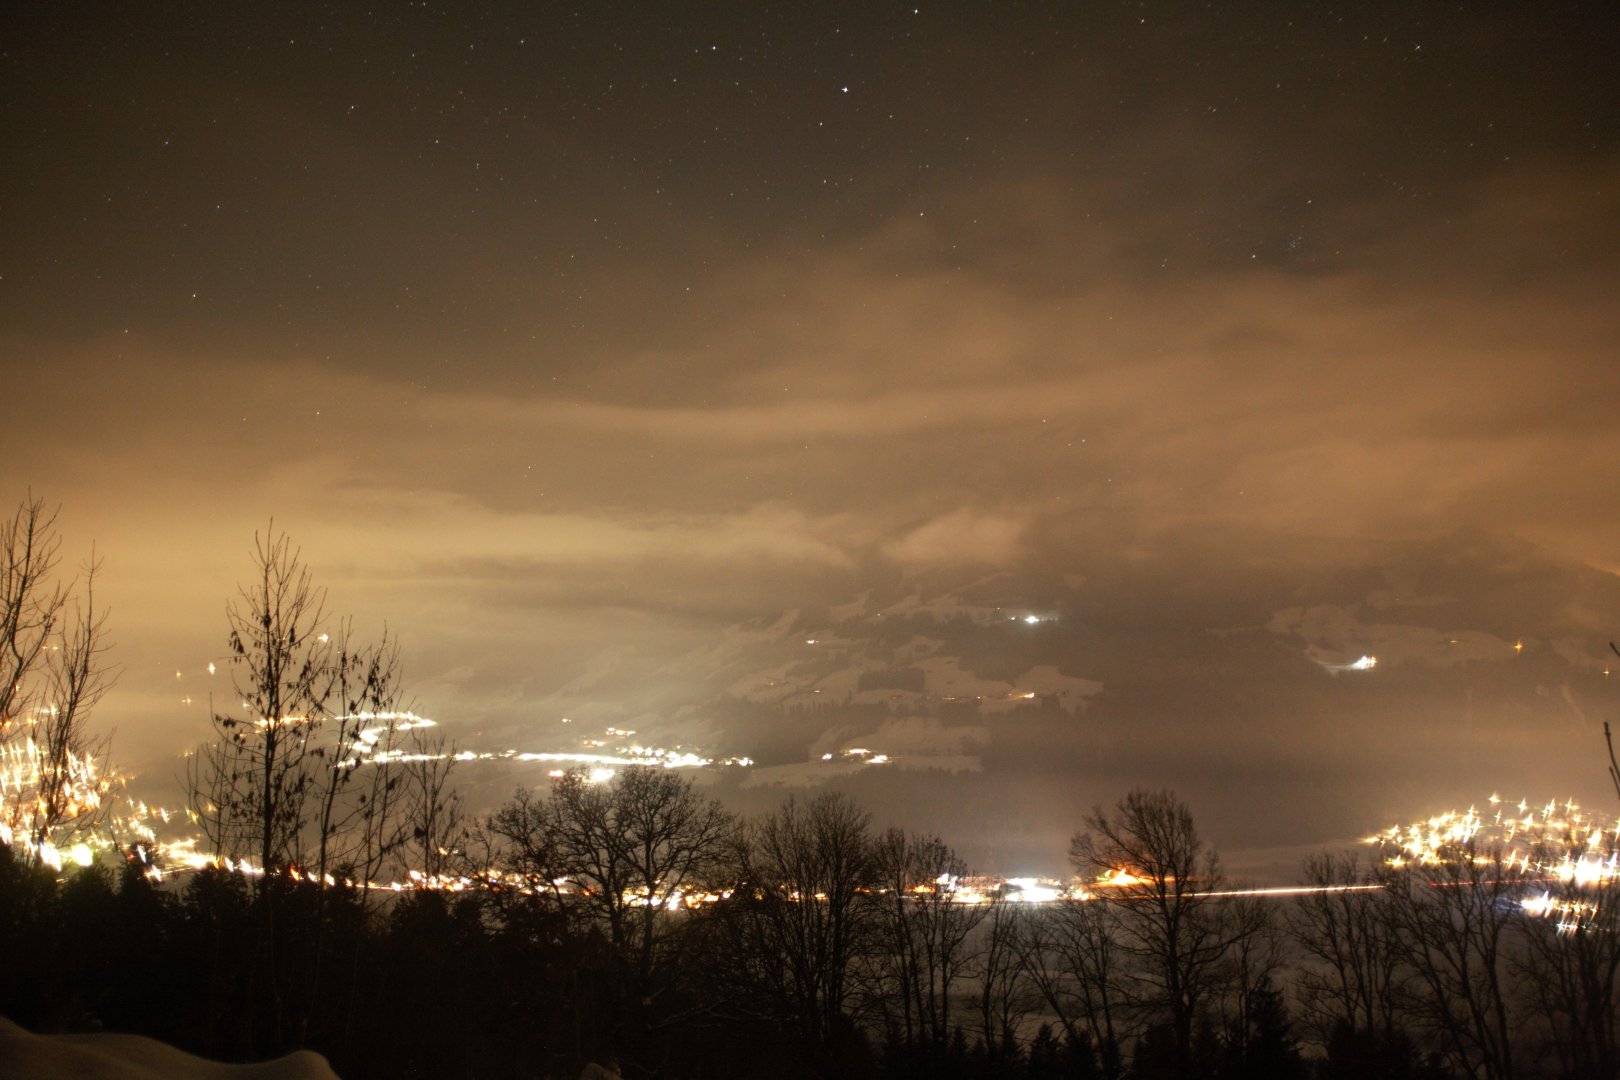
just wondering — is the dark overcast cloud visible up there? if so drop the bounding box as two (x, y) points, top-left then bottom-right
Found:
(3, 2), (1618, 878)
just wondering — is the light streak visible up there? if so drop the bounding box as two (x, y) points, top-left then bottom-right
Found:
(1199, 883), (1385, 898)
(332, 711), (742, 774)
(358, 747), (735, 770)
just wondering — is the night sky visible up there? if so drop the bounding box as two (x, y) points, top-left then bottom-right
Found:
(5, 3), (1619, 877)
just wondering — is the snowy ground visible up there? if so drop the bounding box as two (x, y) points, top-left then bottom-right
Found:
(0, 1017), (339, 1079)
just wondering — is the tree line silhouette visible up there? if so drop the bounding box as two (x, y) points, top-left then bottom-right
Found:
(2, 501), (1617, 1078)
(5, 772), (1619, 1078)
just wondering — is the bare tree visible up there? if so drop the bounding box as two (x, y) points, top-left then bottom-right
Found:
(0, 497), (115, 858)
(485, 784), (569, 913)
(498, 767), (734, 996)
(1070, 789), (1256, 1079)
(1290, 851), (1407, 1045)
(183, 527), (429, 1054)
(1512, 858), (1620, 1080)
(188, 528), (420, 888)
(1016, 896), (1129, 1078)
(0, 495), (65, 732)
(306, 642), (457, 899)
(734, 792), (878, 1059)
(1381, 849), (1523, 1080)
(868, 828), (987, 1054)
(307, 620), (405, 888)
(191, 529), (331, 875)
(970, 893), (1035, 1062)
(1209, 890), (1290, 1071)
(402, 729), (464, 883)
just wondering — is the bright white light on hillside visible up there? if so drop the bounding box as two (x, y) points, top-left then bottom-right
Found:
(1004, 877), (1060, 903)
(1315, 653), (1379, 674)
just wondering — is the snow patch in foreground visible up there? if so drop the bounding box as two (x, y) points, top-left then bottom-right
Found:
(0, 1016), (340, 1079)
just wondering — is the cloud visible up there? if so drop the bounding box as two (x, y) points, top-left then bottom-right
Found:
(882, 510), (1027, 568)
(5, 128), (1618, 847)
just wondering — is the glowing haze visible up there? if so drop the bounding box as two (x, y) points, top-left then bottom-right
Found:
(3, 4), (1618, 876)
